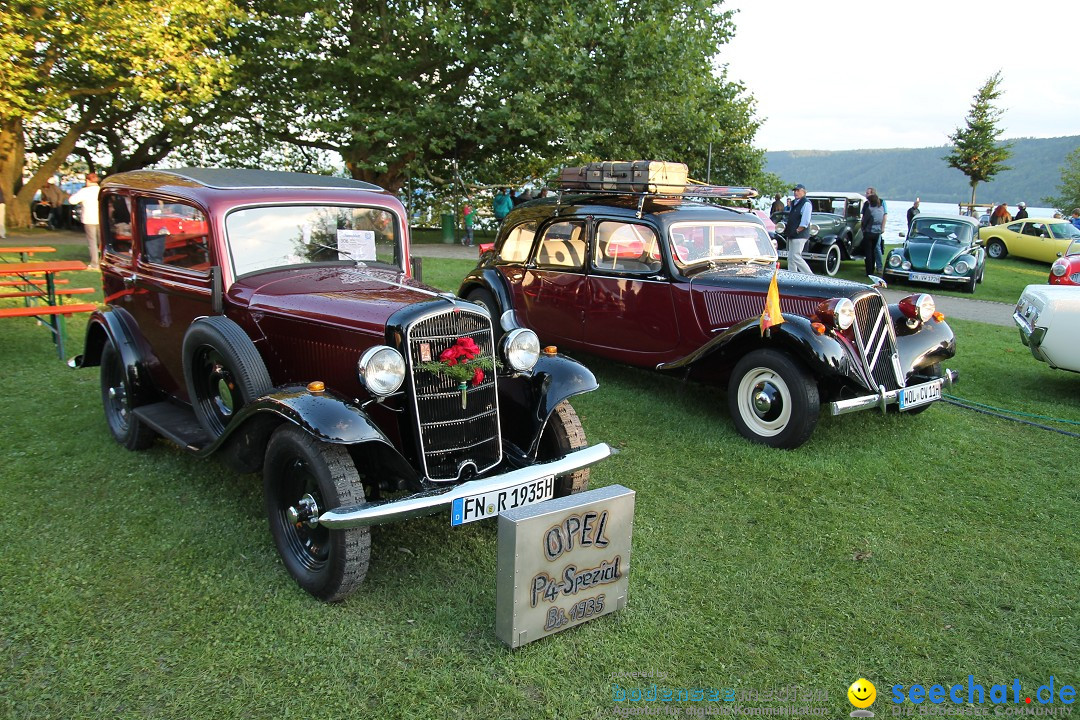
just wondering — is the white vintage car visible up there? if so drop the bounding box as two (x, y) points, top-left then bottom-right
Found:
(1013, 285), (1080, 373)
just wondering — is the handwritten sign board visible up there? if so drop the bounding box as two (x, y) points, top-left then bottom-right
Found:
(495, 484), (634, 648)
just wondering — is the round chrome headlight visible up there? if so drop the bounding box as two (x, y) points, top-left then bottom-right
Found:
(833, 297), (855, 330)
(900, 293), (936, 322)
(944, 264), (955, 275)
(357, 345), (405, 396)
(902, 261), (911, 271)
(809, 223), (820, 236)
(888, 254), (902, 268)
(1051, 260), (1068, 277)
(775, 221), (787, 234)
(502, 328), (540, 372)
(954, 260), (970, 275)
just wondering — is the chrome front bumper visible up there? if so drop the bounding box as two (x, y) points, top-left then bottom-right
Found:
(318, 443), (613, 529)
(826, 369), (959, 416)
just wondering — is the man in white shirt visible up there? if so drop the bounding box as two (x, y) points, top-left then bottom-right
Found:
(68, 173), (101, 269)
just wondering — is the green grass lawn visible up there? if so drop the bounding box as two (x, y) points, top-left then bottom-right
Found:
(1, 252), (1076, 719)
(833, 251), (1051, 305)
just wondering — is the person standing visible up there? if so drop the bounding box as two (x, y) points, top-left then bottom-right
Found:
(1013, 202), (1028, 220)
(990, 203), (1011, 225)
(461, 201), (476, 246)
(0, 187), (6, 239)
(770, 193), (785, 216)
(68, 172), (101, 269)
(907, 198), (921, 227)
(492, 187), (512, 225)
(41, 178), (68, 229)
(861, 192), (886, 276)
(1070, 209), (1080, 230)
(785, 184), (813, 274)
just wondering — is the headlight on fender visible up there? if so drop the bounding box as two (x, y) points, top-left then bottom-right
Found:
(899, 293), (935, 323)
(815, 297), (856, 331)
(502, 328), (540, 372)
(888, 254), (902, 268)
(357, 345), (405, 396)
(1051, 260), (1068, 277)
(954, 260), (970, 275)
(809, 223), (820, 237)
(775, 221), (787, 234)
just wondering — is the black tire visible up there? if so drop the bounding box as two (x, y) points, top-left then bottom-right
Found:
(466, 287), (503, 342)
(821, 244), (841, 276)
(540, 401), (590, 496)
(264, 425), (371, 602)
(963, 274), (977, 294)
(182, 316), (272, 438)
(727, 349), (820, 449)
(100, 339), (156, 450)
(977, 264), (985, 284)
(986, 239), (1007, 259)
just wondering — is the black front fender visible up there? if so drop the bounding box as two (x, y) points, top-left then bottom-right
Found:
(890, 307), (957, 374)
(659, 314), (861, 384)
(497, 353), (599, 458)
(458, 267), (515, 313)
(74, 307), (159, 407)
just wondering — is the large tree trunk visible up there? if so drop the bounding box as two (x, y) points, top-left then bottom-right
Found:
(1, 104), (102, 228)
(0, 116), (29, 228)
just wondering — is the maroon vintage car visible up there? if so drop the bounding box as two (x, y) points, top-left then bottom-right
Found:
(459, 180), (959, 449)
(74, 168), (611, 601)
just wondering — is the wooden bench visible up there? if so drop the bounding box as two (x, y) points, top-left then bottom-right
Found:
(0, 303), (97, 319)
(0, 278), (70, 287)
(0, 287), (95, 300)
(0, 302), (97, 359)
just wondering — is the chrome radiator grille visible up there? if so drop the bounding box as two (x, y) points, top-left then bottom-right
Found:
(405, 308), (501, 481)
(852, 293), (903, 391)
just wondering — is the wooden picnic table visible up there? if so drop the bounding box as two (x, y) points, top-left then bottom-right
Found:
(0, 259), (95, 359)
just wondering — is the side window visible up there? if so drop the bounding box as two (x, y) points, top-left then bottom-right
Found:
(592, 222), (661, 274)
(533, 221), (586, 270)
(1005, 222), (1023, 233)
(103, 194), (133, 257)
(499, 221), (537, 263)
(139, 199), (210, 272)
(1020, 222), (1043, 237)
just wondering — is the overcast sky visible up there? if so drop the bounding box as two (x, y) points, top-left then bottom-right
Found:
(719, 0), (1080, 152)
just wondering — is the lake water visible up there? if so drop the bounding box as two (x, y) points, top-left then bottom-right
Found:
(879, 199), (1057, 246)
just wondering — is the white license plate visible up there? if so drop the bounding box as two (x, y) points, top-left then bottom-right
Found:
(909, 272), (941, 283)
(451, 475), (555, 526)
(777, 250), (789, 258)
(899, 379), (943, 411)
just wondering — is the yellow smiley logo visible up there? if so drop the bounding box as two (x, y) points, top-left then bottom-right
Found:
(848, 679), (877, 709)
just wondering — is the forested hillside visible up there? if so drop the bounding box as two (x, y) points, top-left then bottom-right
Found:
(765, 135), (1079, 205)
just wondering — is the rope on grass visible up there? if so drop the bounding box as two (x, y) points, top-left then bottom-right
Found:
(942, 395), (1080, 438)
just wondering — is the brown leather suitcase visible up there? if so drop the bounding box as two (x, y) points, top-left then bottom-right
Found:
(558, 161), (688, 193)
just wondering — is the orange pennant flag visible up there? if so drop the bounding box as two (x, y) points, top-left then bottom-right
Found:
(760, 267), (785, 336)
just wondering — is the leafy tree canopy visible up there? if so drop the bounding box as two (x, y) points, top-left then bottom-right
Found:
(0, 0), (239, 225)
(1043, 147), (1080, 213)
(228, 0), (763, 193)
(944, 70), (1012, 209)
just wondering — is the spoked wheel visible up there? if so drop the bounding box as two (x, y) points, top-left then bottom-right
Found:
(539, 401), (590, 496)
(822, 244), (842, 276)
(728, 349), (819, 449)
(100, 339), (156, 450)
(264, 425), (371, 601)
(183, 317), (272, 438)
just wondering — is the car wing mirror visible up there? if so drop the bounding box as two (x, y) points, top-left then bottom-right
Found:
(899, 231), (906, 238)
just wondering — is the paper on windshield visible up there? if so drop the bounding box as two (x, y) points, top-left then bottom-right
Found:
(337, 229), (376, 261)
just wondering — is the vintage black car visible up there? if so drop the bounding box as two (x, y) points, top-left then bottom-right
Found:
(773, 192), (867, 275)
(460, 179), (958, 449)
(74, 168), (611, 601)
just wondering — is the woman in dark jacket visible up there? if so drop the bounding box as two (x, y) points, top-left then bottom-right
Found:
(861, 194), (886, 275)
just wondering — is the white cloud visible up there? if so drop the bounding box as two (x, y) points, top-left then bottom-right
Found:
(720, 0), (1080, 151)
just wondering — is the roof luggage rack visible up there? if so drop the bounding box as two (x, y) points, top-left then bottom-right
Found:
(555, 161), (758, 216)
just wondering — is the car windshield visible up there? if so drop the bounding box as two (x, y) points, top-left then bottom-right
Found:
(1049, 222), (1080, 241)
(669, 221), (776, 266)
(1065, 239), (1080, 257)
(225, 205), (401, 277)
(808, 197), (845, 214)
(908, 219), (973, 244)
